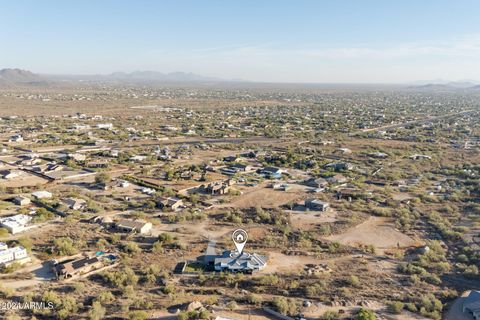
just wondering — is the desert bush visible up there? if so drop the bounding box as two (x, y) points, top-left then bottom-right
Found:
(88, 301), (106, 320)
(387, 301), (404, 314)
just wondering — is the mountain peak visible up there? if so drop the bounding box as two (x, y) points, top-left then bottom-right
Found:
(0, 68), (47, 85)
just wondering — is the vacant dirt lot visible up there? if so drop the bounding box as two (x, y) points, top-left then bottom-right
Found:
(288, 208), (338, 230)
(220, 183), (305, 209)
(326, 216), (421, 253)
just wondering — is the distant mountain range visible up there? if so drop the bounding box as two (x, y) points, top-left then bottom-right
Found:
(406, 79), (480, 90)
(1, 68), (480, 89)
(47, 70), (225, 83)
(0, 68), (231, 87)
(0, 68), (50, 86)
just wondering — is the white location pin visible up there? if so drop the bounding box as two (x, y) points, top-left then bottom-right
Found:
(232, 229), (248, 255)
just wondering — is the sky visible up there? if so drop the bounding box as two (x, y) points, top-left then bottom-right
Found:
(1, 0), (480, 83)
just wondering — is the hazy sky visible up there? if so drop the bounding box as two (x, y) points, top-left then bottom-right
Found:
(1, 0), (480, 83)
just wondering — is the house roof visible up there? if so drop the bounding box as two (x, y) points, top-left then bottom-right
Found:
(262, 167), (281, 173)
(57, 256), (100, 274)
(215, 251), (267, 271)
(231, 163), (249, 169)
(157, 196), (182, 206)
(32, 191), (52, 198)
(464, 291), (480, 313)
(62, 197), (86, 208)
(306, 199), (329, 206)
(116, 219), (150, 230)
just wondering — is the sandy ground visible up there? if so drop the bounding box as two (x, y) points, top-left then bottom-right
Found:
(1, 259), (55, 290)
(151, 307), (276, 320)
(288, 208), (338, 230)
(264, 251), (325, 274)
(391, 192), (415, 202)
(326, 216), (420, 253)
(152, 221), (233, 242)
(0, 174), (49, 188)
(219, 183), (305, 209)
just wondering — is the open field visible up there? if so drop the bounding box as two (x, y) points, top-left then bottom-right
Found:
(327, 216), (422, 253)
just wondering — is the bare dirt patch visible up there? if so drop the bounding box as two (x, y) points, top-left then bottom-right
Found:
(326, 216), (421, 253)
(222, 184), (304, 209)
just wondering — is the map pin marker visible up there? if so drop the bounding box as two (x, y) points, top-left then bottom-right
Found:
(232, 229), (248, 255)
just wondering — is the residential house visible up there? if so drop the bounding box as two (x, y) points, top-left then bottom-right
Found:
(205, 182), (230, 195)
(214, 251), (267, 274)
(305, 199), (330, 211)
(72, 124), (91, 131)
(118, 180), (130, 188)
(53, 256), (102, 279)
(409, 154), (432, 160)
(130, 155), (147, 162)
(0, 245), (28, 266)
(62, 198), (87, 210)
(230, 163), (252, 171)
(9, 134), (24, 142)
(368, 152), (388, 158)
(202, 180), (234, 195)
(365, 178), (388, 186)
(18, 154), (42, 166)
(0, 214), (32, 234)
(12, 196), (31, 206)
(67, 153), (86, 162)
(97, 123), (113, 130)
(44, 163), (63, 173)
(260, 167), (283, 179)
(220, 167), (238, 176)
(324, 162), (354, 171)
(86, 160), (109, 168)
(114, 220), (152, 234)
(336, 188), (372, 201)
(326, 174), (348, 185)
(305, 177), (328, 189)
(337, 148), (352, 154)
(141, 187), (156, 195)
(32, 191), (53, 199)
(156, 196), (184, 210)
(223, 156), (238, 163)
(0, 169), (23, 180)
(240, 151), (257, 158)
(272, 183), (292, 191)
